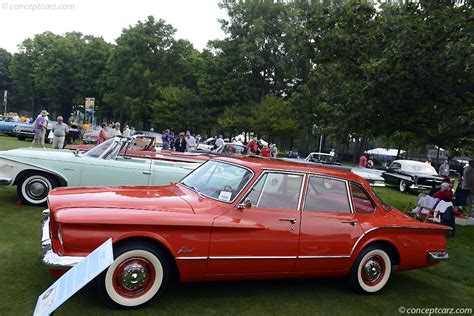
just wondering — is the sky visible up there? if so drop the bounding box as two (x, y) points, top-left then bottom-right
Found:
(0, 0), (226, 53)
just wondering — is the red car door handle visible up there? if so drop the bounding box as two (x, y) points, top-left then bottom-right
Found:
(279, 218), (297, 224)
(341, 220), (357, 226)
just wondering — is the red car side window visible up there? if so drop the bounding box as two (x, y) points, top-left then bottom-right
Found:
(350, 183), (376, 213)
(303, 176), (351, 213)
(247, 172), (303, 210)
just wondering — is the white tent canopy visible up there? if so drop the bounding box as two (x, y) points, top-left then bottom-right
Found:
(365, 148), (405, 157)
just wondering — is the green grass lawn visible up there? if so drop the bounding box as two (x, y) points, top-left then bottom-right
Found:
(0, 135), (473, 316)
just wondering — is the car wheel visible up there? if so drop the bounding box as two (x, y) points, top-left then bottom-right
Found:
(18, 136), (25, 141)
(349, 245), (392, 294)
(17, 172), (58, 205)
(399, 180), (408, 192)
(97, 241), (170, 308)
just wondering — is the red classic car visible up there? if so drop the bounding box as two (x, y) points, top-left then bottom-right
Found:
(41, 157), (450, 308)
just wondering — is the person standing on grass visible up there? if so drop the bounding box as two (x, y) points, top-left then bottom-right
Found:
(261, 145), (271, 158)
(41, 112), (49, 147)
(215, 135), (225, 148)
(186, 131), (196, 151)
(162, 129), (171, 150)
(270, 143), (278, 158)
(111, 122), (122, 137)
(439, 160), (450, 177)
(97, 123), (108, 144)
(174, 132), (187, 152)
(51, 116), (69, 149)
(31, 110), (48, 148)
(122, 125), (131, 137)
(462, 160), (474, 218)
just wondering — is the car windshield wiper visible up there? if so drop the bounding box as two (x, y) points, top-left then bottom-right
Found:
(181, 182), (203, 198)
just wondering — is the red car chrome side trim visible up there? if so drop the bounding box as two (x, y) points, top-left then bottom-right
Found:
(298, 255), (350, 259)
(348, 225), (451, 257)
(175, 257), (207, 260)
(174, 225), (451, 261)
(175, 255), (353, 260)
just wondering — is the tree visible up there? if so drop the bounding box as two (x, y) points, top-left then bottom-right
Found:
(251, 95), (298, 143)
(304, 1), (473, 152)
(217, 104), (252, 137)
(11, 32), (112, 117)
(104, 16), (202, 127)
(152, 86), (202, 132)
(0, 48), (11, 93)
(216, 0), (304, 99)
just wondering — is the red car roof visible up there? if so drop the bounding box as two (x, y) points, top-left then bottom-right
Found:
(214, 156), (363, 182)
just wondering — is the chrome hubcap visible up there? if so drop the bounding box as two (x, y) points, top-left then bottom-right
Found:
(120, 262), (147, 291)
(28, 180), (48, 197)
(363, 259), (382, 283)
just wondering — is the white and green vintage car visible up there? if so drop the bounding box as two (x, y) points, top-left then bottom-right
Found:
(0, 137), (201, 205)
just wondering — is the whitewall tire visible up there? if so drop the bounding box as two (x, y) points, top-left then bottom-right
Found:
(97, 242), (170, 308)
(399, 180), (408, 192)
(350, 246), (392, 294)
(17, 173), (57, 205)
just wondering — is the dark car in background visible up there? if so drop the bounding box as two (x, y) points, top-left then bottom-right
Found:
(382, 160), (443, 192)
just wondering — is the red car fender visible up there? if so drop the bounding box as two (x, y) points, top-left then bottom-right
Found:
(350, 226), (448, 271)
(112, 230), (177, 257)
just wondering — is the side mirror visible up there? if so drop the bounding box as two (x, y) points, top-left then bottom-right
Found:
(74, 149), (80, 157)
(237, 198), (252, 209)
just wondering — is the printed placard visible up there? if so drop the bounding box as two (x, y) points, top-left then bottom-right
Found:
(33, 239), (113, 316)
(218, 191), (232, 202)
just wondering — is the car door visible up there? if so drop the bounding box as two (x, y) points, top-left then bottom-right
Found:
(79, 155), (153, 186)
(296, 175), (365, 273)
(149, 159), (199, 186)
(207, 171), (304, 275)
(383, 162), (402, 185)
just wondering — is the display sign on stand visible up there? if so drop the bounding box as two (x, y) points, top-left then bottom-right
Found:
(33, 238), (113, 316)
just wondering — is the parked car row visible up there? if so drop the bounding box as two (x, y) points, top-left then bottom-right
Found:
(0, 140), (451, 309)
(0, 115), (31, 135)
(13, 122), (80, 144)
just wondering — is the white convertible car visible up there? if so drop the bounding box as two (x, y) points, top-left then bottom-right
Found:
(0, 137), (200, 205)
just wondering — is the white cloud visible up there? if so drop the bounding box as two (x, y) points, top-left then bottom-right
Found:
(0, 0), (226, 53)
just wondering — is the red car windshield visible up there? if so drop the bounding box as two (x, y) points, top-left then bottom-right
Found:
(180, 161), (253, 203)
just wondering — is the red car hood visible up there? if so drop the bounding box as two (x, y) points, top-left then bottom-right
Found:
(48, 185), (194, 214)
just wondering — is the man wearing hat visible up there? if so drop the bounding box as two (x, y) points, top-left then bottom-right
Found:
(31, 110), (48, 148)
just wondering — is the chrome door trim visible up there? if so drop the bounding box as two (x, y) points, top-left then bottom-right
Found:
(175, 256), (208, 260)
(176, 226), (452, 261)
(297, 255), (350, 259)
(209, 256), (296, 260)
